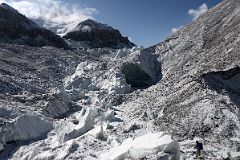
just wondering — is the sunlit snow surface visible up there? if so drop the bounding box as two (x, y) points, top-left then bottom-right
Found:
(100, 132), (180, 160)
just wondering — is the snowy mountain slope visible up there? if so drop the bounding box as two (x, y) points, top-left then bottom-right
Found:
(115, 0), (240, 158)
(0, 3), (67, 48)
(63, 19), (135, 49)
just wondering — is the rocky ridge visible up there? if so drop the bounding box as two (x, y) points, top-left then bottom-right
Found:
(0, 3), (68, 48)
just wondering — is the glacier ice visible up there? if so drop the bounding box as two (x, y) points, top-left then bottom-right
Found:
(105, 109), (115, 121)
(56, 108), (94, 143)
(6, 114), (52, 142)
(101, 132), (180, 160)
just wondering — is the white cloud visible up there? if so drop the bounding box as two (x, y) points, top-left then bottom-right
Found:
(0, 0), (97, 35)
(171, 25), (183, 33)
(171, 3), (208, 35)
(188, 3), (208, 21)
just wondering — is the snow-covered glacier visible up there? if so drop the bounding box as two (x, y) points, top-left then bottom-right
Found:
(1, 0), (240, 160)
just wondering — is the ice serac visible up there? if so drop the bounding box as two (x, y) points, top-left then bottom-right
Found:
(5, 114), (52, 142)
(0, 3), (67, 48)
(101, 132), (180, 160)
(63, 19), (135, 49)
(65, 60), (132, 94)
(56, 108), (94, 143)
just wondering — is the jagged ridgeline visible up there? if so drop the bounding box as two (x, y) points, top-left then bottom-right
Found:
(0, 0), (240, 160)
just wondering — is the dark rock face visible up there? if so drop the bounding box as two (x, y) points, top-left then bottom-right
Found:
(63, 19), (135, 49)
(0, 3), (67, 48)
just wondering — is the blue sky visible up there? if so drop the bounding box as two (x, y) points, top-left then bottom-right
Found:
(1, 0), (222, 47)
(77, 0), (222, 47)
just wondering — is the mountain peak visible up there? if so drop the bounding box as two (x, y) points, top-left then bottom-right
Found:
(82, 19), (100, 24)
(63, 19), (135, 49)
(71, 19), (113, 33)
(0, 3), (18, 13)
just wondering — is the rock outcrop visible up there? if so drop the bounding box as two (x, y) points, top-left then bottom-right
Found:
(63, 19), (135, 49)
(0, 3), (67, 48)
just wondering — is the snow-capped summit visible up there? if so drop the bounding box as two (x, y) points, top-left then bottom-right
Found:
(0, 3), (67, 48)
(70, 19), (113, 33)
(63, 19), (135, 49)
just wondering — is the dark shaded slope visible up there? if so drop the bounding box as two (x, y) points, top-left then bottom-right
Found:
(0, 3), (67, 48)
